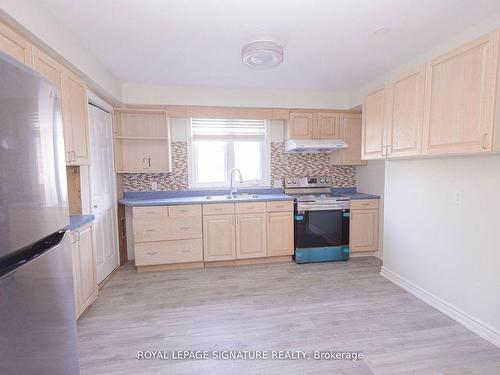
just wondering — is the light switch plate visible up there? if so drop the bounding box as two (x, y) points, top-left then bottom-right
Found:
(151, 181), (158, 191)
(454, 190), (462, 205)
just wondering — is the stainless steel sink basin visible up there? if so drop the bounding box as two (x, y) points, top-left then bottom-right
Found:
(204, 194), (259, 200)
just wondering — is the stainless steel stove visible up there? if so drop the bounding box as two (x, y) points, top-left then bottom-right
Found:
(284, 176), (350, 211)
(285, 176), (350, 263)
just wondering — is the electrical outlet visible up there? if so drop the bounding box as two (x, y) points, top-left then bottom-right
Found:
(151, 181), (158, 191)
(273, 179), (283, 188)
(454, 190), (463, 205)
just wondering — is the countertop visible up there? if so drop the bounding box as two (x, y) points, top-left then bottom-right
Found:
(119, 188), (380, 207)
(331, 188), (381, 200)
(119, 188), (295, 207)
(65, 214), (95, 231)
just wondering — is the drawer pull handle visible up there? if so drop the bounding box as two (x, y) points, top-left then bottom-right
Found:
(145, 211), (156, 214)
(147, 251), (158, 255)
(214, 208), (222, 211)
(145, 229), (156, 232)
(362, 203), (370, 206)
(181, 250), (190, 253)
(180, 226), (190, 230)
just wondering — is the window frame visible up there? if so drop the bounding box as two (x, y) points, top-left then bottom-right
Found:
(187, 118), (271, 190)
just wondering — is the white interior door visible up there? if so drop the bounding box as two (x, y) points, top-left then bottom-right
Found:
(89, 103), (119, 283)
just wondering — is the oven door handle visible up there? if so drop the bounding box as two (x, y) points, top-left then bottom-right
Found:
(297, 205), (349, 211)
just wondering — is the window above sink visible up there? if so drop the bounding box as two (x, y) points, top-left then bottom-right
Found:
(188, 118), (271, 189)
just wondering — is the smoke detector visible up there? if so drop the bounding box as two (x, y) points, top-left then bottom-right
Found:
(241, 40), (283, 69)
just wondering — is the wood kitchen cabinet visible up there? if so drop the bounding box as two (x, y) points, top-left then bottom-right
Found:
(286, 112), (340, 140)
(61, 69), (91, 165)
(330, 113), (366, 165)
(422, 31), (499, 155)
(32, 47), (63, 89)
(349, 199), (379, 252)
(0, 21), (33, 67)
(236, 213), (267, 259)
(203, 214), (236, 261)
(362, 87), (385, 159)
(266, 212), (294, 256)
(131, 204), (203, 268)
(385, 66), (425, 158)
(71, 223), (98, 319)
(113, 109), (172, 173)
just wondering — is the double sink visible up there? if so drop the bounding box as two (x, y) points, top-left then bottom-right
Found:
(204, 193), (260, 201)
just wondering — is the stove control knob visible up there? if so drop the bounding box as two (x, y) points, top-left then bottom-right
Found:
(292, 179), (297, 184)
(325, 178), (330, 183)
(320, 178), (325, 183)
(286, 180), (292, 184)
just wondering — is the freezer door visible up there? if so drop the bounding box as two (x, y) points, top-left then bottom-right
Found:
(0, 51), (69, 259)
(0, 231), (80, 375)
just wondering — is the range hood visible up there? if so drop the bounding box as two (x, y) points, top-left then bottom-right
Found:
(284, 139), (348, 153)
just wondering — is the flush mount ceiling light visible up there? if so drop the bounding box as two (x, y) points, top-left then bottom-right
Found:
(241, 40), (284, 69)
(373, 27), (393, 36)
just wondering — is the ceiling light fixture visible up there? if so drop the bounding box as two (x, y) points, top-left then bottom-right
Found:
(373, 27), (392, 36)
(241, 40), (283, 69)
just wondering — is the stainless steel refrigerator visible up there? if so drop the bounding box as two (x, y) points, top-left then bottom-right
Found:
(0, 52), (80, 374)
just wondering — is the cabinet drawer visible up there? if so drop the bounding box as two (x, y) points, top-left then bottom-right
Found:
(135, 239), (203, 266)
(350, 199), (379, 210)
(168, 204), (201, 217)
(266, 201), (294, 212)
(133, 206), (168, 218)
(235, 202), (266, 213)
(203, 203), (234, 215)
(133, 217), (202, 242)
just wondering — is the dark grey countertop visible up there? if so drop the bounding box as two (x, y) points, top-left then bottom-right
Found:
(65, 215), (95, 231)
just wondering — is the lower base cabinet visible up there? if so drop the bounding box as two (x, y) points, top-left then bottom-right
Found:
(349, 200), (379, 252)
(71, 223), (98, 319)
(129, 201), (294, 270)
(203, 214), (236, 261)
(266, 212), (294, 256)
(236, 213), (267, 259)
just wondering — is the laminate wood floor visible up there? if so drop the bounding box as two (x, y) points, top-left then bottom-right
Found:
(78, 257), (500, 374)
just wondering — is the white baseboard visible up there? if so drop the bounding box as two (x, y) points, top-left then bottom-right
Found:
(380, 266), (500, 348)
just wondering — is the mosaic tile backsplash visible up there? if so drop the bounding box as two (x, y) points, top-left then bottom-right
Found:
(122, 141), (356, 191)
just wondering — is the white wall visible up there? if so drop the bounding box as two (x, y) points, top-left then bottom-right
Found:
(382, 156), (500, 346)
(122, 82), (353, 109)
(0, 0), (121, 102)
(356, 160), (385, 257)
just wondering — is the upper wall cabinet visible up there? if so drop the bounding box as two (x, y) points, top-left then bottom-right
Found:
(423, 31), (499, 155)
(0, 21), (33, 67)
(113, 109), (172, 173)
(362, 87), (385, 159)
(362, 29), (500, 160)
(330, 113), (366, 165)
(61, 69), (91, 165)
(385, 66), (425, 158)
(33, 47), (64, 89)
(286, 112), (340, 140)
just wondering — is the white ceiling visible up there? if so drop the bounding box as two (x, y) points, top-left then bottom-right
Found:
(40, 0), (500, 92)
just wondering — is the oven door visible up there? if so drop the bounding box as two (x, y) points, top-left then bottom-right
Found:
(294, 208), (349, 249)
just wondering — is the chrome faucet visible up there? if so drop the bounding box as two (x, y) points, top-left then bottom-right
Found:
(230, 168), (243, 197)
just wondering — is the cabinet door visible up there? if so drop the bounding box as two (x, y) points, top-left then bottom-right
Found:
(61, 69), (90, 165)
(362, 87), (386, 159)
(287, 113), (314, 139)
(266, 212), (294, 256)
(235, 213), (266, 259)
(385, 66), (425, 157)
(0, 21), (32, 66)
(422, 31), (499, 155)
(72, 225), (98, 318)
(203, 215), (236, 261)
(315, 113), (340, 139)
(349, 209), (379, 252)
(331, 113), (366, 165)
(32, 47), (63, 89)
